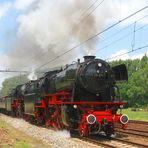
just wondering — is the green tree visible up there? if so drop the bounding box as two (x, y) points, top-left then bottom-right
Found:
(111, 55), (148, 108)
(0, 75), (28, 97)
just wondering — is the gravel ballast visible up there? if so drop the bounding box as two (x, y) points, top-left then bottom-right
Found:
(0, 114), (101, 148)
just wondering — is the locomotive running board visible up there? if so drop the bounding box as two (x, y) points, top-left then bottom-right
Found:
(48, 101), (127, 105)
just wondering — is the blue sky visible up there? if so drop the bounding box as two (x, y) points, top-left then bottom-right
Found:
(0, 0), (148, 59)
(96, 22), (148, 60)
(0, 8), (18, 54)
(0, 0), (147, 87)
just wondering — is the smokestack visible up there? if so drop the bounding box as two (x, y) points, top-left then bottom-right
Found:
(83, 55), (95, 62)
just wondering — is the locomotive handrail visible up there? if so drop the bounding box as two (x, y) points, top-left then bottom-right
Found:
(41, 91), (70, 97)
(48, 101), (127, 105)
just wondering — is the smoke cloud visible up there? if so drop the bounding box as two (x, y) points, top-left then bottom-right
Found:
(7, 0), (113, 71)
(55, 130), (70, 138)
(28, 71), (37, 80)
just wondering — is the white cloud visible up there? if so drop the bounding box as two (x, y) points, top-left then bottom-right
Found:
(0, 53), (10, 68)
(14, 0), (38, 11)
(109, 49), (129, 61)
(0, 2), (12, 20)
(0, 53), (11, 88)
(109, 49), (148, 61)
(106, 0), (148, 26)
(130, 52), (148, 60)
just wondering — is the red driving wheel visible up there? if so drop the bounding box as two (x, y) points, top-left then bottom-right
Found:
(79, 123), (88, 137)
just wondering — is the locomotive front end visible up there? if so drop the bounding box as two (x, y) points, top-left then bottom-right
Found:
(72, 55), (129, 137)
(75, 55), (115, 102)
(78, 110), (129, 137)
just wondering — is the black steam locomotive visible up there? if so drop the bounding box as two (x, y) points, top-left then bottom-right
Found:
(0, 56), (129, 137)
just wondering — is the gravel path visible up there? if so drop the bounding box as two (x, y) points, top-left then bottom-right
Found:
(0, 114), (101, 148)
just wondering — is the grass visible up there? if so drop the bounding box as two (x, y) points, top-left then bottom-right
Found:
(119, 108), (148, 121)
(12, 141), (28, 148)
(2, 141), (29, 148)
(0, 117), (51, 148)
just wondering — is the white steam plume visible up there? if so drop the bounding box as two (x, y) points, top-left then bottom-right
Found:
(55, 130), (70, 138)
(8, 0), (113, 71)
(28, 71), (37, 80)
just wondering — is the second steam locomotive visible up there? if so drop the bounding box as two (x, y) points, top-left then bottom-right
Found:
(0, 55), (129, 137)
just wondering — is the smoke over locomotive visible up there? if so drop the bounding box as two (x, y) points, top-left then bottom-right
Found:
(0, 55), (129, 137)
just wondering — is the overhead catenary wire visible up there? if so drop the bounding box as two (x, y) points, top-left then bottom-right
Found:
(35, 5), (148, 70)
(105, 45), (148, 61)
(79, 0), (100, 19)
(96, 14), (148, 47)
(80, 0), (105, 22)
(96, 23), (148, 52)
(0, 69), (44, 73)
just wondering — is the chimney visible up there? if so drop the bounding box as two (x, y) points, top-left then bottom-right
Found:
(83, 55), (95, 62)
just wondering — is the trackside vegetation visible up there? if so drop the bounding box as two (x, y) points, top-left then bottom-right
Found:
(120, 108), (148, 121)
(0, 118), (49, 148)
(110, 54), (148, 109)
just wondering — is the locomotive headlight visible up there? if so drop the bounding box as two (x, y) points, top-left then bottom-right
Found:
(87, 114), (96, 124)
(73, 105), (77, 109)
(120, 105), (124, 109)
(120, 114), (129, 124)
(98, 63), (102, 67)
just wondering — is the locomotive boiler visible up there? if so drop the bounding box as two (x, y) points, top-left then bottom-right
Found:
(42, 55), (127, 100)
(0, 55), (129, 137)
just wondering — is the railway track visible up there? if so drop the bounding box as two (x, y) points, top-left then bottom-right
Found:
(76, 136), (116, 148)
(129, 120), (148, 125)
(72, 119), (148, 148)
(112, 137), (148, 148)
(72, 134), (136, 148)
(125, 128), (148, 134)
(113, 120), (148, 147)
(93, 134), (148, 148)
(72, 133), (147, 148)
(115, 120), (148, 137)
(115, 129), (148, 138)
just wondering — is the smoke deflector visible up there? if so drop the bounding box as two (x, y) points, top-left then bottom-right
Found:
(112, 64), (128, 81)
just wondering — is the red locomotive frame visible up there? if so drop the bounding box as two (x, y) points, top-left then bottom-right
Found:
(1, 90), (128, 137)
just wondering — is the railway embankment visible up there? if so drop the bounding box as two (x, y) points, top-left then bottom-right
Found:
(0, 114), (51, 148)
(0, 113), (148, 148)
(0, 113), (100, 148)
